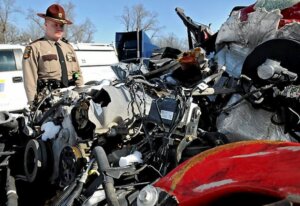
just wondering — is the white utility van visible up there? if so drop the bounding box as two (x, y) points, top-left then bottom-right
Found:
(0, 43), (119, 112)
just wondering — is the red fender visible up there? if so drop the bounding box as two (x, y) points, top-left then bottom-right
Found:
(154, 141), (300, 205)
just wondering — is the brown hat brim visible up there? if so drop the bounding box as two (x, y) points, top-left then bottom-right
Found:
(37, 13), (72, 25)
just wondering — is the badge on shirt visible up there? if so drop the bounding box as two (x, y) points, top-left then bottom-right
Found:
(23, 46), (32, 59)
(66, 52), (76, 62)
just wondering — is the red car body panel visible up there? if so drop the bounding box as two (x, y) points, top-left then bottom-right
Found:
(154, 141), (300, 205)
(239, 3), (300, 28)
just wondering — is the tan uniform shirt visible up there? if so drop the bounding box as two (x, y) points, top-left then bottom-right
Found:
(22, 36), (83, 103)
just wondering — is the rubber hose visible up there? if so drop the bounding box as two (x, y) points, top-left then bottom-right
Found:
(54, 159), (95, 206)
(64, 182), (83, 206)
(93, 146), (120, 206)
(52, 181), (77, 206)
(6, 167), (18, 206)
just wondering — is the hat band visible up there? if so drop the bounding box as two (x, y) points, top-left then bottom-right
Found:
(46, 11), (65, 20)
(45, 16), (68, 24)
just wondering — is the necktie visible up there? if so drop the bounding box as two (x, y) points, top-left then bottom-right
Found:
(55, 42), (68, 87)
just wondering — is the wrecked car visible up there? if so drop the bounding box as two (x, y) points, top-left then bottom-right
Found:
(0, 0), (300, 205)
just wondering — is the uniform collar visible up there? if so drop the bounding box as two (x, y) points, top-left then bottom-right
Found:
(44, 35), (63, 46)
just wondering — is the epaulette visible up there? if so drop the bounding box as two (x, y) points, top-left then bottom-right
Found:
(61, 37), (69, 44)
(29, 37), (45, 45)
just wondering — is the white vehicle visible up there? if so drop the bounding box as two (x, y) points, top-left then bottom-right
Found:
(0, 43), (119, 112)
(72, 43), (119, 83)
(0, 44), (26, 112)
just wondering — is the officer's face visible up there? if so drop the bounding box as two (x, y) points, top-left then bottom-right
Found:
(45, 20), (65, 41)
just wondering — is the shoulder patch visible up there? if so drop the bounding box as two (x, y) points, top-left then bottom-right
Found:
(23, 46), (32, 59)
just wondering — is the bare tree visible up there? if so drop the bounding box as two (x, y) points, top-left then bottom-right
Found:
(119, 4), (163, 39)
(154, 33), (188, 51)
(120, 6), (130, 31)
(23, 8), (45, 41)
(0, 0), (20, 43)
(59, 1), (96, 42)
(5, 24), (26, 43)
(68, 19), (96, 43)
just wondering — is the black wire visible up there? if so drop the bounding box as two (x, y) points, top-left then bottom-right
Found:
(155, 87), (186, 175)
(217, 84), (274, 114)
(167, 87), (186, 139)
(123, 82), (146, 140)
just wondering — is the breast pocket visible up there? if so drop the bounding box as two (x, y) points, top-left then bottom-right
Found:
(66, 52), (79, 72)
(40, 54), (59, 73)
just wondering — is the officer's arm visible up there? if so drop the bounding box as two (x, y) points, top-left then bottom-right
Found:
(22, 45), (39, 104)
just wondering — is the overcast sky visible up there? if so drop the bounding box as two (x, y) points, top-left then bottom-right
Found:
(12, 0), (256, 43)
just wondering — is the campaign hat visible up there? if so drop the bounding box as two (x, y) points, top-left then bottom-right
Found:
(37, 4), (72, 24)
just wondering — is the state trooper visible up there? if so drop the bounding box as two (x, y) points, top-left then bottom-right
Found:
(22, 4), (83, 106)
